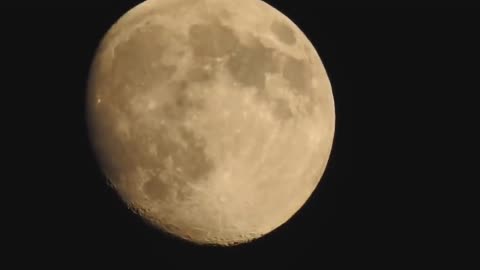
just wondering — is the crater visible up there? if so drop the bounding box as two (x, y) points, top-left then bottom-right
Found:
(271, 20), (296, 45)
(226, 39), (278, 90)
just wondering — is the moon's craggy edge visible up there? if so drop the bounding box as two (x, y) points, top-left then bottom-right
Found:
(87, 0), (333, 246)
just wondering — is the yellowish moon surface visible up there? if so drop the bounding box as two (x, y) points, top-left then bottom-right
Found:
(87, 0), (335, 246)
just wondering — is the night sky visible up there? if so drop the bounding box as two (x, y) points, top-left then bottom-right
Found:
(6, 2), (477, 268)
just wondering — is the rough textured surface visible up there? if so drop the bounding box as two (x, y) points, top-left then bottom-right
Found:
(87, 0), (335, 246)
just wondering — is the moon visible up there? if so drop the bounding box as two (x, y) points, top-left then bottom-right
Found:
(87, 0), (335, 246)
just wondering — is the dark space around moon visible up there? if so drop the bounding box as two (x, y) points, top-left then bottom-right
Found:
(7, 1), (477, 268)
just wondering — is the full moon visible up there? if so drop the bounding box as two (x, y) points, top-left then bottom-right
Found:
(87, 0), (335, 246)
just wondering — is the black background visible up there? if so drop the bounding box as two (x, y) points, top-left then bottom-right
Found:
(5, 2), (477, 268)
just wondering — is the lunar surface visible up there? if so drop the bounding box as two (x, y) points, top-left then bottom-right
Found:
(87, 0), (335, 246)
